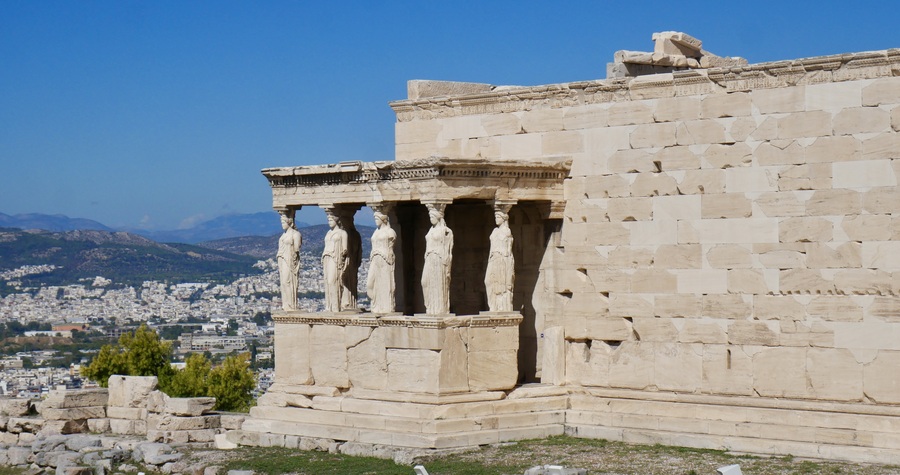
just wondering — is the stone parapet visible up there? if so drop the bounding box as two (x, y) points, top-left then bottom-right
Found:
(271, 311), (523, 395)
(390, 49), (900, 122)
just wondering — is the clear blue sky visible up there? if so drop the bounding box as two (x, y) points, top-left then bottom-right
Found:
(1, 1), (896, 230)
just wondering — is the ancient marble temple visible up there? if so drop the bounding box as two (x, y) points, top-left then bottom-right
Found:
(235, 32), (900, 464)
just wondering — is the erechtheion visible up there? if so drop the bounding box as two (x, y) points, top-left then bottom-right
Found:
(240, 32), (900, 464)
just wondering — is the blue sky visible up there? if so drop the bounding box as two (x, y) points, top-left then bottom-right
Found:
(1, 1), (897, 230)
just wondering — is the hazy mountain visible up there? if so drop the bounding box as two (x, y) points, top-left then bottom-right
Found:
(0, 211), (306, 244)
(130, 212), (303, 244)
(0, 212), (114, 232)
(198, 224), (376, 258)
(0, 228), (260, 290)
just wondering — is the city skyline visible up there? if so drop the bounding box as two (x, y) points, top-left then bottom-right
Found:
(2, 1), (897, 230)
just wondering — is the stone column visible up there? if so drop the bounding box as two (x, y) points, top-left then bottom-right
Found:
(421, 200), (453, 315)
(387, 204), (405, 314)
(275, 206), (303, 312)
(366, 203), (397, 314)
(321, 205), (348, 313)
(484, 200), (516, 313)
(337, 205), (362, 312)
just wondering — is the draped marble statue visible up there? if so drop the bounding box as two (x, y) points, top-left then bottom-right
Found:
(366, 210), (396, 314)
(322, 209), (349, 312)
(276, 210), (303, 311)
(422, 203), (453, 315)
(485, 207), (514, 312)
(340, 208), (362, 311)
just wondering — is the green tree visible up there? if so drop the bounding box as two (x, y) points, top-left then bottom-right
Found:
(81, 324), (175, 388)
(80, 344), (126, 387)
(167, 353), (211, 398)
(208, 353), (255, 412)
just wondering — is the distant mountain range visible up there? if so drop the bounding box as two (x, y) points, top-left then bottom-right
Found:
(0, 213), (114, 233)
(198, 224), (375, 258)
(0, 212), (377, 290)
(0, 228), (260, 291)
(0, 212), (296, 244)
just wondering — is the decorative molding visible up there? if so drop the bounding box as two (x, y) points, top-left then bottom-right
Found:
(273, 311), (523, 328)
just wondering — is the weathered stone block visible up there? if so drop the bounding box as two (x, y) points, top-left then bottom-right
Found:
(702, 295), (751, 319)
(386, 348), (440, 394)
(753, 347), (808, 398)
(607, 342), (654, 390)
(863, 187), (900, 214)
(702, 345), (753, 396)
(630, 173), (679, 197)
(778, 165), (831, 191)
(701, 193), (751, 219)
(806, 81), (864, 110)
(40, 406), (106, 421)
(654, 244), (702, 269)
(702, 143), (752, 169)
(752, 86), (805, 114)
(310, 325), (349, 388)
(861, 77), (900, 106)
(706, 244), (752, 269)
(654, 96), (700, 123)
(654, 294), (702, 318)
(807, 348), (863, 401)
(727, 269), (770, 294)
(632, 317), (678, 341)
(863, 350), (900, 404)
(806, 296), (863, 322)
(806, 242), (861, 269)
(42, 389), (108, 410)
(107, 376), (156, 408)
(468, 350), (518, 391)
(608, 101), (654, 126)
(862, 132), (900, 160)
(779, 217), (833, 242)
(834, 107), (891, 135)
(678, 320), (727, 344)
(630, 123), (675, 149)
(542, 131), (584, 155)
(702, 92), (751, 118)
(677, 169), (725, 194)
(655, 342), (703, 392)
(756, 140), (804, 166)
(347, 330), (388, 390)
(607, 197), (652, 222)
(833, 159), (897, 189)
(777, 111), (832, 139)
(563, 104), (610, 130)
(541, 327), (565, 385)
(147, 414), (220, 431)
(108, 418), (146, 436)
(676, 120), (728, 145)
(105, 406), (146, 420)
(805, 189), (861, 216)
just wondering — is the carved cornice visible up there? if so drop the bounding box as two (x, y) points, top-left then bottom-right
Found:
(273, 311), (523, 328)
(389, 49), (900, 121)
(262, 159), (570, 189)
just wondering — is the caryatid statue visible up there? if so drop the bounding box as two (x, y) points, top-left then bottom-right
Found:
(339, 207), (362, 311)
(422, 202), (453, 315)
(485, 204), (514, 312)
(322, 208), (349, 313)
(276, 209), (303, 311)
(366, 208), (396, 314)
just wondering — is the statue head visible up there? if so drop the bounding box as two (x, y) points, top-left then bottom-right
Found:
(325, 210), (338, 229)
(280, 211), (294, 231)
(426, 203), (445, 226)
(494, 210), (509, 226)
(374, 211), (388, 227)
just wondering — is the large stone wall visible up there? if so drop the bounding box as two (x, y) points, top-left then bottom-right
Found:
(387, 44), (900, 460)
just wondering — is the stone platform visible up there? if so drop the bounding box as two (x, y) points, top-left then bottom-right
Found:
(566, 388), (900, 465)
(236, 385), (566, 450)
